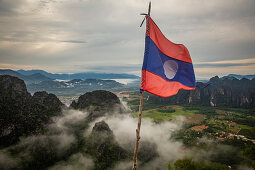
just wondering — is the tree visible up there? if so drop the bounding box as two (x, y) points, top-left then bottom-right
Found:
(168, 162), (173, 170)
(174, 158), (196, 170)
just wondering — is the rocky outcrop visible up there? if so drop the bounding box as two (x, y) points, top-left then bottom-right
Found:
(0, 75), (64, 147)
(70, 90), (128, 120)
(86, 121), (128, 170)
(88, 121), (158, 167)
(32, 91), (63, 111)
(89, 121), (115, 145)
(0, 75), (31, 101)
(138, 141), (158, 163)
(148, 76), (255, 108)
(188, 76), (255, 107)
(71, 90), (120, 109)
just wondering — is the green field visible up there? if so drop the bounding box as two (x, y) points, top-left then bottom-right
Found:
(123, 90), (255, 169)
(133, 105), (198, 122)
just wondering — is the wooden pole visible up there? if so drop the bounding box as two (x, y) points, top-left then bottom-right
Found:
(132, 91), (144, 170)
(132, 3), (150, 170)
(148, 1), (151, 16)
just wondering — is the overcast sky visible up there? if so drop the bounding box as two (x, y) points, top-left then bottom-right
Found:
(0, 0), (255, 79)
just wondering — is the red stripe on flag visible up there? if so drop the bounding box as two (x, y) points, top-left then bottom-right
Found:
(141, 70), (195, 97)
(146, 16), (192, 63)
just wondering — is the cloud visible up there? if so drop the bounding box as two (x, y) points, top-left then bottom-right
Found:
(199, 58), (255, 64)
(49, 153), (94, 170)
(195, 58), (255, 68)
(0, 109), (89, 169)
(60, 40), (86, 43)
(195, 63), (255, 68)
(0, 0), (254, 78)
(0, 151), (20, 169)
(85, 114), (186, 170)
(75, 64), (141, 74)
(194, 64), (255, 79)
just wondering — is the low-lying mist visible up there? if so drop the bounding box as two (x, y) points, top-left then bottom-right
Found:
(0, 110), (92, 170)
(0, 103), (243, 170)
(85, 113), (185, 170)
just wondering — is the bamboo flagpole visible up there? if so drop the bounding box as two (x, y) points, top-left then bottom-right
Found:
(132, 91), (144, 170)
(132, 3), (151, 170)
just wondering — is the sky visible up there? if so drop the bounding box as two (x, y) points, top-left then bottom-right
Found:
(0, 0), (255, 79)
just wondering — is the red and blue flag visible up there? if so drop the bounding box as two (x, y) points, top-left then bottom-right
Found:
(141, 16), (196, 97)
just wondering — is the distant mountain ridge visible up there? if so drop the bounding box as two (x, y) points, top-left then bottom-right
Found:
(17, 69), (140, 80)
(226, 74), (255, 80)
(27, 78), (124, 93)
(0, 69), (52, 84)
(0, 69), (132, 94)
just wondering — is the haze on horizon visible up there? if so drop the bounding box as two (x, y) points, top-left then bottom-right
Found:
(0, 0), (255, 79)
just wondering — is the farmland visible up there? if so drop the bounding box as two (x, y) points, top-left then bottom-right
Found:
(123, 90), (255, 169)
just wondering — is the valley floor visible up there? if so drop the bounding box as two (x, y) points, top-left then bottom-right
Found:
(123, 90), (255, 169)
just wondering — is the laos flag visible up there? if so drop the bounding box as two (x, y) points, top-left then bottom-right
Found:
(141, 16), (196, 97)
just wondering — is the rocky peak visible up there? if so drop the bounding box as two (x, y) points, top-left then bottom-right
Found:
(32, 91), (64, 111)
(0, 75), (31, 100)
(209, 76), (220, 82)
(87, 121), (127, 169)
(71, 90), (120, 110)
(0, 75), (64, 147)
(90, 121), (114, 143)
(70, 90), (128, 120)
(92, 121), (112, 133)
(189, 77), (255, 108)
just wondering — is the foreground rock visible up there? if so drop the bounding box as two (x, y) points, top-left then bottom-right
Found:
(0, 75), (64, 147)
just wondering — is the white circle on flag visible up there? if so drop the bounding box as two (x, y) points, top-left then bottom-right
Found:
(163, 60), (178, 79)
